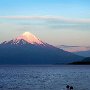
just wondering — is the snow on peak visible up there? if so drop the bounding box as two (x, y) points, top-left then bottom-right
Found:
(16, 32), (43, 45)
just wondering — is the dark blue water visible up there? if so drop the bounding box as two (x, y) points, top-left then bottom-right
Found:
(0, 65), (90, 90)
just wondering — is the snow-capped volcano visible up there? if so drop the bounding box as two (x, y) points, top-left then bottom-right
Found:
(0, 32), (83, 65)
(16, 32), (43, 45)
(2, 32), (44, 45)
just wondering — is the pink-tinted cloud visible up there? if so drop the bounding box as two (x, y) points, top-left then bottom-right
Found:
(59, 45), (90, 52)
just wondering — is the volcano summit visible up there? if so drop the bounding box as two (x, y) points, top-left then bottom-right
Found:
(0, 32), (83, 65)
(16, 32), (44, 45)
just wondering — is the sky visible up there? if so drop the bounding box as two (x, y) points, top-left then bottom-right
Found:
(0, 0), (90, 46)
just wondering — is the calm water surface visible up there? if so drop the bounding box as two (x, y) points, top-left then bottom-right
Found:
(0, 65), (90, 90)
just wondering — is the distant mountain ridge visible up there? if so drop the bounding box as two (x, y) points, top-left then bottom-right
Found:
(74, 50), (90, 57)
(0, 32), (83, 65)
(70, 57), (90, 65)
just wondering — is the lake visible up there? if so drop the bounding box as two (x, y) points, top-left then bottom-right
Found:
(0, 65), (90, 90)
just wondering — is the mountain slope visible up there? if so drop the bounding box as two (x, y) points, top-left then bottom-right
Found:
(0, 32), (83, 65)
(74, 50), (90, 57)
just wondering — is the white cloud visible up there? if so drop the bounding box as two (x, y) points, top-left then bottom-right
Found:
(0, 16), (90, 24)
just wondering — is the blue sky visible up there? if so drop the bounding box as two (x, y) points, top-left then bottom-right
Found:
(0, 0), (90, 46)
(0, 0), (90, 18)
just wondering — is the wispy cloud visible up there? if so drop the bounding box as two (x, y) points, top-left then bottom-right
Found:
(0, 16), (90, 24)
(58, 45), (90, 52)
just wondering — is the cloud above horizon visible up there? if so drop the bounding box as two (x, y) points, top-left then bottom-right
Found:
(0, 16), (90, 32)
(0, 16), (90, 24)
(58, 45), (90, 52)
